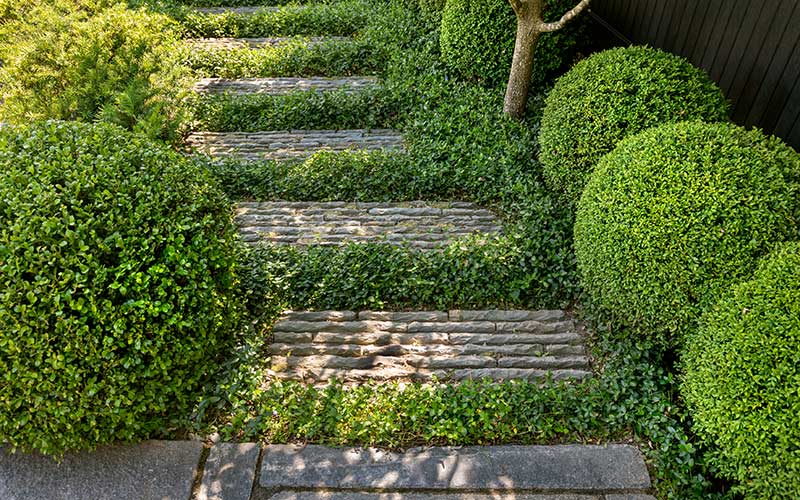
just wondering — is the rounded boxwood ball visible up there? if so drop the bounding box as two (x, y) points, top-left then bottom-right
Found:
(440, 0), (584, 87)
(0, 121), (241, 455)
(681, 242), (800, 499)
(539, 46), (730, 203)
(574, 121), (800, 344)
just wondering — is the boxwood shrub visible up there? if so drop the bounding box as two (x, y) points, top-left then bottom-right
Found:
(0, 121), (242, 455)
(539, 46), (729, 203)
(574, 121), (800, 345)
(440, 0), (585, 87)
(681, 242), (800, 499)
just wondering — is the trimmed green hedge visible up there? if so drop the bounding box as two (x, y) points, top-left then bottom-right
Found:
(0, 2), (188, 141)
(539, 46), (729, 203)
(440, 0), (585, 87)
(574, 121), (800, 345)
(681, 242), (800, 499)
(0, 122), (242, 455)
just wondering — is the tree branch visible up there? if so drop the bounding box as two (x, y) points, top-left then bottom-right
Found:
(508, 0), (523, 15)
(539, 0), (591, 32)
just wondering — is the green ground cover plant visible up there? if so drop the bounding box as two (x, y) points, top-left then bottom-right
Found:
(539, 46), (730, 204)
(0, 2), (189, 142)
(172, 0), (371, 38)
(682, 242), (800, 499)
(575, 121), (800, 347)
(189, 86), (402, 132)
(184, 38), (381, 78)
(0, 121), (242, 455)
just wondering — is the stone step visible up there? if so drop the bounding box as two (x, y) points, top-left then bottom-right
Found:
(186, 129), (403, 161)
(267, 310), (591, 384)
(235, 201), (502, 247)
(260, 445), (653, 497)
(193, 76), (379, 94)
(188, 36), (349, 50)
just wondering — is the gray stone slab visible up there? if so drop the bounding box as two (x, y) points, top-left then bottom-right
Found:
(270, 493), (602, 500)
(0, 440), (203, 500)
(199, 443), (261, 500)
(259, 444), (651, 492)
(604, 496), (657, 500)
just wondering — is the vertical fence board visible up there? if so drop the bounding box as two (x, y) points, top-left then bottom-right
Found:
(591, 0), (800, 150)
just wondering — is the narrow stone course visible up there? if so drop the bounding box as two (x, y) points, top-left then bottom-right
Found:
(267, 310), (590, 383)
(187, 130), (403, 161)
(235, 201), (501, 247)
(188, 36), (350, 50)
(193, 77), (379, 95)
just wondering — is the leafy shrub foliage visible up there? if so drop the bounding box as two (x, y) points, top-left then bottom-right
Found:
(189, 86), (402, 132)
(176, 0), (371, 38)
(184, 38), (381, 78)
(682, 242), (800, 499)
(0, 122), (241, 455)
(0, 3), (188, 141)
(539, 46), (729, 203)
(574, 121), (800, 345)
(440, 0), (586, 87)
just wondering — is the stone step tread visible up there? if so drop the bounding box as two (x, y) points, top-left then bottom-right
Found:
(186, 129), (404, 161)
(188, 36), (350, 50)
(272, 494), (656, 500)
(260, 444), (652, 493)
(235, 201), (501, 247)
(193, 76), (379, 95)
(268, 310), (590, 383)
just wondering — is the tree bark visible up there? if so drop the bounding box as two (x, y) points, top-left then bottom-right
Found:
(503, 14), (540, 119)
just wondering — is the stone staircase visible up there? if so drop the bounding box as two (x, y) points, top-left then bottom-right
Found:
(183, 2), (592, 384)
(268, 309), (590, 384)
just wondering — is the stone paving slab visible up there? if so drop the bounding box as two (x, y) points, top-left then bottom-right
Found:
(200, 443), (262, 500)
(235, 202), (501, 247)
(193, 76), (379, 95)
(0, 440), (203, 500)
(188, 37), (350, 50)
(187, 130), (403, 161)
(267, 310), (589, 383)
(259, 445), (651, 493)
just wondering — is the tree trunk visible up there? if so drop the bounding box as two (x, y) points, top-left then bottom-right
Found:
(503, 15), (540, 119)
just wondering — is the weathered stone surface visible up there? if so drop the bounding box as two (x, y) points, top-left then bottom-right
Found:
(193, 77), (379, 95)
(283, 311), (356, 322)
(604, 496), (658, 500)
(187, 130), (403, 161)
(188, 36), (349, 50)
(0, 440), (202, 500)
(268, 310), (589, 383)
(495, 320), (574, 333)
(199, 443), (260, 500)
(449, 309), (565, 322)
(235, 201), (501, 248)
(270, 493), (603, 499)
(259, 444), (651, 492)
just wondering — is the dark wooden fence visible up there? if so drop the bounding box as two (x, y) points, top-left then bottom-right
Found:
(589, 0), (800, 151)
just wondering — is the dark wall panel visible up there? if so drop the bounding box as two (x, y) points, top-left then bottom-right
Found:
(591, 0), (800, 151)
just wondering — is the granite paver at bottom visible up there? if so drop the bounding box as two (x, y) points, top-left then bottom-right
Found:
(0, 440), (203, 500)
(269, 494), (645, 500)
(259, 445), (652, 495)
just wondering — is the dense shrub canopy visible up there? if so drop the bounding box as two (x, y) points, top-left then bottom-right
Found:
(440, 0), (584, 87)
(0, 3), (188, 141)
(0, 122), (241, 455)
(539, 46), (730, 203)
(681, 242), (800, 499)
(574, 121), (800, 345)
